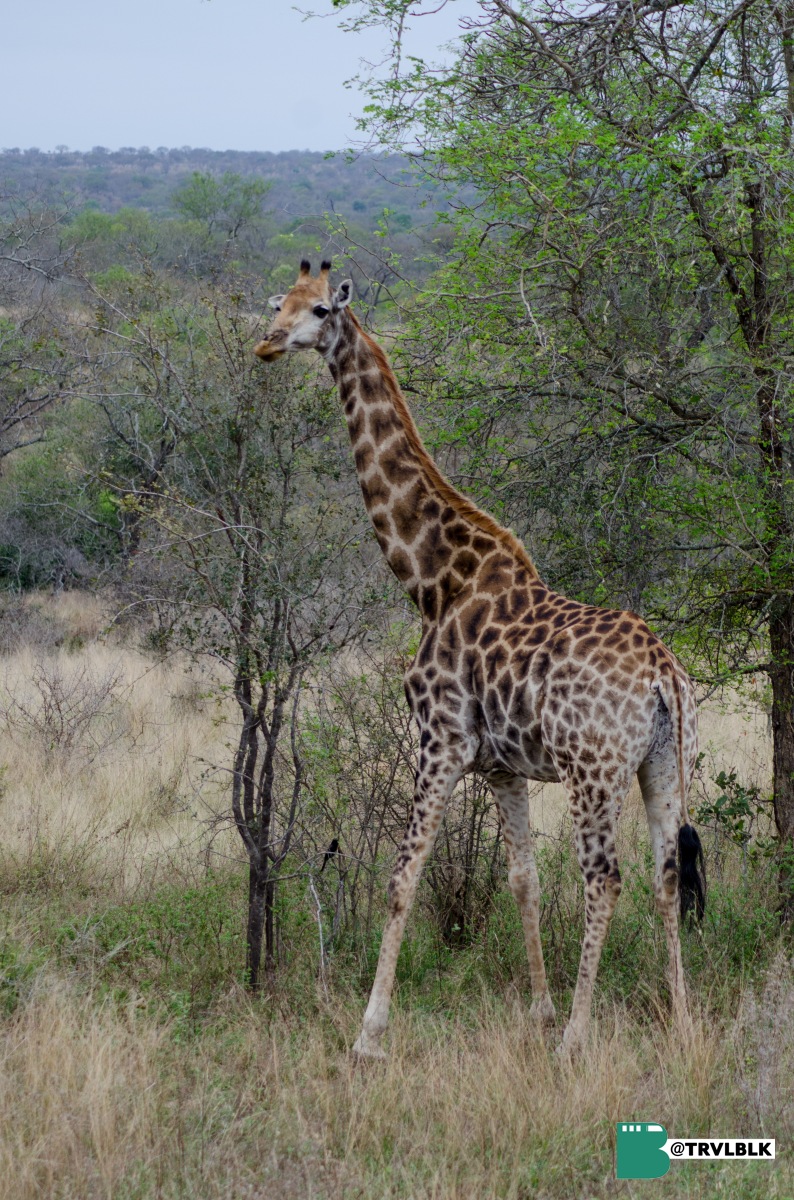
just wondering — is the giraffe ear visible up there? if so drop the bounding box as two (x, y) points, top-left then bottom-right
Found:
(333, 279), (352, 310)
(268, 294), (285, 311)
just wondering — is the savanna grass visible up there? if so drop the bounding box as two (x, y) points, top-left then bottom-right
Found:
(0, 596), (790, 1198)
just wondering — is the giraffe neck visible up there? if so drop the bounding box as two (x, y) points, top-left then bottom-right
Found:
(326, 309), (537, 620)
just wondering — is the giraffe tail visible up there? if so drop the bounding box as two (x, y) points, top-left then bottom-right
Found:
(678, 823), (706, 922)
(672, 674), (706, 922)
(657, 673), (706, 923)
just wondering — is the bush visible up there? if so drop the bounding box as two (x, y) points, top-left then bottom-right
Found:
(55, 872), (246, 1027)
(1, 657), (124, 762)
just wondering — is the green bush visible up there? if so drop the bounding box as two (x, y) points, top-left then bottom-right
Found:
(55, 872), (246, 1027)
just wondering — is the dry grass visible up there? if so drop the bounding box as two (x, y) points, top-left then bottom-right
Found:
(0, 623), (238, 899)
(0, 974), (789, 1199)
(0, 593), (789, 1199)
(0, 980), (166, 1200)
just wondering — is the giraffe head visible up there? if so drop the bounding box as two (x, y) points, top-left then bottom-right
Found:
(253, 260), (352, 362)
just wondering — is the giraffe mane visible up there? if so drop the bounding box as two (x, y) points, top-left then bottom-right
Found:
(349, 311), (538, 579)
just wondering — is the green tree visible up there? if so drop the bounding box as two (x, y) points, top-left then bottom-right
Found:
(172, 171), (270, 240)
(335, 0), (794, 908)
(0, 193), (72, 465)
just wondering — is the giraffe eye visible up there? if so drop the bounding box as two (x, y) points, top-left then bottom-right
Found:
(313, 304), (330, 319)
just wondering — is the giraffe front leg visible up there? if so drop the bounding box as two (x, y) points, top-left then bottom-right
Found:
(491, 774), (555, 1027)
(352, 759), (461, 1060)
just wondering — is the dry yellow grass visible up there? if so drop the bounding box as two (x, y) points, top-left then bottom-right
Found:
(0, 972), (789, 1199)
(0, 980), (166, 1200)
(0, 625), (239, 898)
(0, 593), (789, 1198)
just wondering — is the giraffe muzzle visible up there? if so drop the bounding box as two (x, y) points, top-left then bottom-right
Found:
(253, 338), (286, 362)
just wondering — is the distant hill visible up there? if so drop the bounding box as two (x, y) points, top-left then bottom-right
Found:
(0, 146), (439, 234)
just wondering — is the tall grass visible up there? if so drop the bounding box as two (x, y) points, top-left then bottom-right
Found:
(0, 594), (789, 1198)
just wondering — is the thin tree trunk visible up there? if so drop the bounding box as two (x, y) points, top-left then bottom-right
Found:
(770, 597), (794, 917)
(247, 863), (267, 990)
(265, 877), (277, 974)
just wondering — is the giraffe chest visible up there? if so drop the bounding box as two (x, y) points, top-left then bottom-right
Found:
(469, 650), (560, 782)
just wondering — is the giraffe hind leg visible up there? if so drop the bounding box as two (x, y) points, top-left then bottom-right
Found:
(559, 775), (629, 1055)
(638, 752), (692, 1032)
(491, 773), (555, 1026)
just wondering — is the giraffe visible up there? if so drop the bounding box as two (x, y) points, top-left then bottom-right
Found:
(254, 260), (706, 1057)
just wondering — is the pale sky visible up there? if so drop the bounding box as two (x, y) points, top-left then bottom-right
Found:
(1, 0), (481, 153)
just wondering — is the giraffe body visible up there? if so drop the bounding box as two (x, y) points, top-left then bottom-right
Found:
(255, 262), (703, 1056)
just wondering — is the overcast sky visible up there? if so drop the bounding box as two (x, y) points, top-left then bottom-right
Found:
(1, 1), (481, 153)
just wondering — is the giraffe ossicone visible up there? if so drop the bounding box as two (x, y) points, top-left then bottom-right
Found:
(255, 262), (705, 1058)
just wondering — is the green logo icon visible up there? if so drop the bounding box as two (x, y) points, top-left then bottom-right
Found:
(616, 1123), (670, 1179)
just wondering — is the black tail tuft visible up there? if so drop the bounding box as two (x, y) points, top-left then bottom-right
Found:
(678, 823), (706, 922)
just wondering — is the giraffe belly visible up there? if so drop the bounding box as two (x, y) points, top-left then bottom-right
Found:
(474, 677), (559, 781)
(477, 730), (560, 782)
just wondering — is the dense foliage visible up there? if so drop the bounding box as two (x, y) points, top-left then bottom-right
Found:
(0, 144), (433, 230)
(332, 0), (794, 902)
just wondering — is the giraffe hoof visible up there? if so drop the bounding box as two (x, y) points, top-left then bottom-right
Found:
(555, 1024), (584, 1060)
(529, 995), (556, 1027)
(672, 1005), (694, 1040)
(351, 1033), (388, 1062)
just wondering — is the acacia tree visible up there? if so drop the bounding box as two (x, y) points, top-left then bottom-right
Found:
(333, 0), (794, 908)
(173, 172), (270, 241)
(171, 171), (272, 279)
